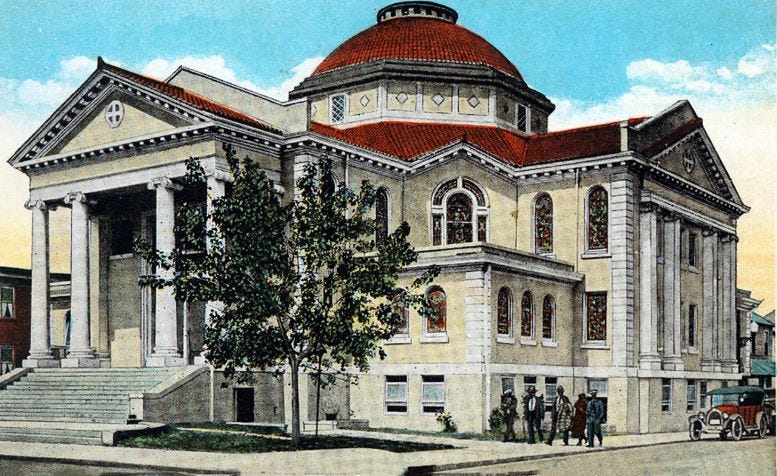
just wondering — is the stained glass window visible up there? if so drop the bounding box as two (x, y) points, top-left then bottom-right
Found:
(586, 292), (607, 342)
(376, 188), (389, 244)
(391, 291), (409, 335)
(432, 214), (442, 245)
(426, 287), (447, 334)
(588, 187), (608, 250)
(688, 304), (697, 348)
(520, 292), (533, 338)
(542, 295), (555, 340)
(432, 179), (457, 206)
(534, 194), (553, 253)
(446, 193), (472, 244)
(0, 288), (13, 319)
(477, 216), (487, 242)
(497, 287), (512, 336)
(462, 179), (486, 206)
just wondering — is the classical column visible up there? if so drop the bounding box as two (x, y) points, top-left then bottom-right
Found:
(22, 200), (58, 367)
(724, 236), (739, 372)
(60, 192), (98, 367)
(720, 235), (735, 372)
(701, 229), (719, 371)
(662, 214), (683, 370)
(147, 177), (185, 367)
(639, 204), (661, 369)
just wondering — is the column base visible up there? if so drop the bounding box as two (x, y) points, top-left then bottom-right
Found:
(639, 354), (662, 370)
(662, 356), (684, 371)
(22, 357), (60, 368)
(193, 354), (209, 365)
(701, 359), (719, 372)
(722, 360), (739, 373)
(146, 355), (187, 367)
(61, 357), (101, 368)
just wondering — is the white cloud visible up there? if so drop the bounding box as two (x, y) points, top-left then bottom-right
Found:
(256, 56), (324, 101)
(737, 44), (774, 78)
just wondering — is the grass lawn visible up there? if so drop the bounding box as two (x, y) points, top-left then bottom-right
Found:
(117, 425), (454, 453)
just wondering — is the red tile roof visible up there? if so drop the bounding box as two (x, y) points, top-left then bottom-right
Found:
(101, 60), (281, 134)
(313, 17), (522, 80)
(310, 119), (651, 167)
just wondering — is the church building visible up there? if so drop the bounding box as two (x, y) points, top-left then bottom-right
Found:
(7, 2), (758, 434)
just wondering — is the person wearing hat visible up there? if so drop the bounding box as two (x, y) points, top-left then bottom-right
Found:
(500, 389), (518, 442)
(585, 388), (605, 447)
(571, 392), (588, 446)
(522, 386), (545, 444)
(545, 385), (573, 446)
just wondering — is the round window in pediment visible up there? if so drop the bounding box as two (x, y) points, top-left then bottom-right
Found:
(104, 100), (124, 128)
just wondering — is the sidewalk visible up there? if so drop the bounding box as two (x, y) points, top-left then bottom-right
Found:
(0, 429), (694, 475)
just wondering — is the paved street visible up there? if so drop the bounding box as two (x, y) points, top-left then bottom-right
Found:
(442, 437), (775, 475)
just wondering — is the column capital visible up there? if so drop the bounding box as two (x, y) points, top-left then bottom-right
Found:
(63, 192), (87, 205)
(662, 211), (681, 223)
(639, 202), (661, 215)
(204, 168), (233, 183)
(702, 227), (718, 237)
(147, 177), (183, 191)
(720, 233), (739, 243)
(24, 199), (47, 211)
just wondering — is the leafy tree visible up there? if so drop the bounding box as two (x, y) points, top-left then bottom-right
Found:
(137, 144), (437, 446)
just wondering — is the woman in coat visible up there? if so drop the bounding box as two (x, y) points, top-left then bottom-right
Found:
(571, 393), (587, 446)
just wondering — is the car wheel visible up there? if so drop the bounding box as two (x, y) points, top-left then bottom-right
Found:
(719, 430), (727, 441)
(730, 418), (744, 441)
(758, 414), (769, 438)
(689, 421), (702, 441)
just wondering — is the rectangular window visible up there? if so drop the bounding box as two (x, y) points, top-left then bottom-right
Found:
(0, 345), (12, 363)
(421, 375), (445, 414)
(501, 376), (515, 395)
(680, 228), (687, 263)
(587, 379), (609, 422)
(662, 378), (672, 412)
(385, 375), (408, 413)
(544, 377), (557, 410)
(656, 217), (664, 258)
(110, 220), (135, 256)
(0, 288), (13, 319)
(688, 304), (697, 349)
(688, 233), (698, 267)
(331, 94), (346, 123)
(523, 376), (537, 396)
(686, 379), (697, 411)
(585, 292), (607, 343)
(699, 381), (708, 408)
(516, 104), (528, 132)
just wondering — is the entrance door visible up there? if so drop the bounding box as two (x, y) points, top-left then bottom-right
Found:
(235, 388), (255, 422)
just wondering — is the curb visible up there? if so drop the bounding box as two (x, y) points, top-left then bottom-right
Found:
(404, 437), (692, 474)
(0, 453), (239, 475)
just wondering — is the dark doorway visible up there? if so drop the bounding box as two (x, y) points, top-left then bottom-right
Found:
(235, 388), (255, 422)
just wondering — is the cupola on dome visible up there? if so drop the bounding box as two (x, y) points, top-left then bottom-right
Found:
(312, 1), (523, 80)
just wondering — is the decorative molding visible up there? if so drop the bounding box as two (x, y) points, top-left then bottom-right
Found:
(147, 177), (183, 191)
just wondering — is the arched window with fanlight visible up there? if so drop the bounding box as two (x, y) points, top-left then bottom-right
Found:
(497, 287), (513, 338)
(534, 193), (553, 254)
(430, 177), (489, 246)
(375, 187), (389, 244)
(587, 186), (609, 251)
(542, 295), (556, 343)
(424, 286), (447, 338)
(520, 291), (534, 341)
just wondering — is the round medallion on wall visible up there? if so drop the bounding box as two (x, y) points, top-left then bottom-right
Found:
(683, 148), (696, 174)
(104, 100), (125, 128)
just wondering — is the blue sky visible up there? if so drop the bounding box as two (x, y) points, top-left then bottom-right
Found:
(0, 0), (775, 310)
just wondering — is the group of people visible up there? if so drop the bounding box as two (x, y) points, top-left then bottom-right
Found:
(499, 385), (605, 448)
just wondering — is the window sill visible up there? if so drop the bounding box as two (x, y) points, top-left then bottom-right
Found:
(420, 335), (449, 344)
(541, 340), (558, 348)
(687, 348), (699, 355)
(385, 336), (411, 345)
(520, 338), (537, 346)
(687, 266), (700, 274)
(581, 250), (611, 260)
(496, 335), (515, 344)
(581, 343), (609, 350)
(109, 253), (134, 260)
(537, 252), (555, 259)
(385, 411), (408, 416)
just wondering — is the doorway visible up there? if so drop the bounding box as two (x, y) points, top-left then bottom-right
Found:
(235, 388), (255, 422)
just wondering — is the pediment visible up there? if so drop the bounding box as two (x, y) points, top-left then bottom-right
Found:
(656, 138), (719, 195)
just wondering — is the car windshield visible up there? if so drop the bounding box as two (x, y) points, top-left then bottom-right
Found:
(711, 394), (739, 406)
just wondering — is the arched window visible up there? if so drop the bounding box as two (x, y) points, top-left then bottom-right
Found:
(376, 188), (389, 244)
(542, 295), (555, 341)
(431, 177), (489, 245)
(587, 187), (608, 251)
(390, 289), (409, 336)
(534, 193), (553, 254)
(425, 286), (447, 336)
(520, 291), (534, 339)
(497, 287), (513, 337)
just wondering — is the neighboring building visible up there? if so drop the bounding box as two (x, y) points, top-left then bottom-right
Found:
(6, 2), (757, 433)
(742, 308), (775, 389)
(0, 267), (69, 372)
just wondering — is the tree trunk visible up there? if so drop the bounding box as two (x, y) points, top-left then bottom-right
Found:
(290, 362), (301, 447)
(315, 354), (322, 438)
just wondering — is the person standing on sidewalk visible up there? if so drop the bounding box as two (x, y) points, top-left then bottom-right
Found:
(571, 393), (587, 446)
(586, 389), (604, 447)
(500, 389), (518, 442)
(523, 386), (544, 444)
(545, 385), (573, 446)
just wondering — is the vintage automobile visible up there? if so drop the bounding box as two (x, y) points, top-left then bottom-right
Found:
(689, 386), (775, 441)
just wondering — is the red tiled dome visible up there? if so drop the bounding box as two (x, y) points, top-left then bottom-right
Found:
(313, 17), (523, 80)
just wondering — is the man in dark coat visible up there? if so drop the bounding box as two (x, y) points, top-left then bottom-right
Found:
(523, 386), (544, 444)
(545, 385), (573, 445)
(586, 389), (604, 447)
(500, 389), (518, 442)
(571, 393), (587, 446)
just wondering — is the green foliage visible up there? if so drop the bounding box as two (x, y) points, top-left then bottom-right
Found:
(435, 411), (457, 433)
(488, 407), (504, 432)
(136, 143), (437, 443)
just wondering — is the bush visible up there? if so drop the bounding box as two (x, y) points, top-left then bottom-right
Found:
(435, 411), (457, 433)
(488, 408), (504, 432)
